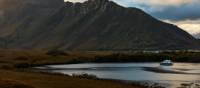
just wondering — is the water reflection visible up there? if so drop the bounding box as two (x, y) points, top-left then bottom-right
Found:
(159, 65), (172, 70)
(38, 63), (200, 88)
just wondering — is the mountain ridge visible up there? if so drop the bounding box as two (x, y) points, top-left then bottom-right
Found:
(0, 0), (199, 51)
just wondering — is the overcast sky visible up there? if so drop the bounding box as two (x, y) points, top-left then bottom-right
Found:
(65, 0), (200, 38)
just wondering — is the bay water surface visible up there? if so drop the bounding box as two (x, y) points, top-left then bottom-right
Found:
(37, 63), (200, 88)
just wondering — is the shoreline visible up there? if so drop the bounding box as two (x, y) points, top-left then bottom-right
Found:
(0, 50), (199, 88)
(34, 62), (200, 88)
(35, 67), (200, 88)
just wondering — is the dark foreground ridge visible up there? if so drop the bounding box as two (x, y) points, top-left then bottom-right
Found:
(0, 0), (199, 51)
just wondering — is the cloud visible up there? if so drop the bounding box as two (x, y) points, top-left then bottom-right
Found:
(110, 0), (200, 21)
(164, 19), (200, 38)
(64, 0), (86, 2)
(112, 0), (200, 11)
(133, 0), (198, 7)
(151, 5), (200, 21)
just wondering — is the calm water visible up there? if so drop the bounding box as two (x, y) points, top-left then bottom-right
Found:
(38, 63), (200, 88)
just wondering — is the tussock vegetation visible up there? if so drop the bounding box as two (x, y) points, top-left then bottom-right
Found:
(46, 49), (68, 56)
(93, 51), (200, 63)
(72, 73), (98, 79)
(0, 50), (200, 69)
(0, 70), (143, 88)
(0, 79), (34, 88)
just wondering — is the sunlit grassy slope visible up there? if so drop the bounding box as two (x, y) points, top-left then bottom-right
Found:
(0, 50), (145, 88)
(0, 70), (143, 88)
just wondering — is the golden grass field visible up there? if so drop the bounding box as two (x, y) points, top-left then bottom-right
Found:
(0, 49), (144, 88)
(0, 70), (144, 88)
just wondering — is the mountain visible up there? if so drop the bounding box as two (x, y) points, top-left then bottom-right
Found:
(0, 0), (199, 51)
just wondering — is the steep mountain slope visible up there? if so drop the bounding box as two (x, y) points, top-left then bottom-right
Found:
(0, 0), (199, 51)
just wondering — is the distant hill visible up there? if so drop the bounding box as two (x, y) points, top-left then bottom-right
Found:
(0, 0), (199, 51)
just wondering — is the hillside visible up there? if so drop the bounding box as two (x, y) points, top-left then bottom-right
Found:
(0, 0), (199, 51)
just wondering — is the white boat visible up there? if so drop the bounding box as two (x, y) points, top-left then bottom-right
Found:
(160, 60), (173, 66)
